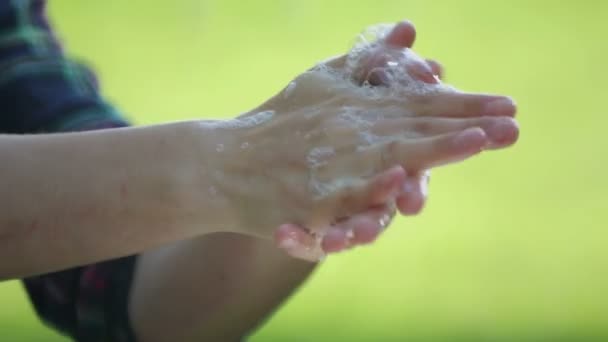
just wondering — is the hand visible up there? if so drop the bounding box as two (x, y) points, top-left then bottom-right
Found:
(212, 66), (490, 238)
(267, 21), (518, 261)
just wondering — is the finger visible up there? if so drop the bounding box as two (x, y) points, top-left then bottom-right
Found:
(366, 127), (488, 171)
(383, 20), (416, 48)
(351, 204), (395, 244)
(277, 204), (395, 257)
(275, 224), (325, 262)
(328, 51), (390, 85)
(425, 59), (444, 79)
(329, 214), (380, 249)
(322, 204), (396, 253)
(360, 54), (390, 85)
(318, 165), (405, 219)
(412, 93), (517, 118)
(365, 51), (436, 86)
(406, 59), (438, 84)
(316, 21), (416, 78)
(367, 66), (391, 86)
(320, 227), (349, 253)
(396, 172), (429, 215)
(368, 56), (442, 86)
(359, 20), (417, 85)
(372, 116), (519, 149)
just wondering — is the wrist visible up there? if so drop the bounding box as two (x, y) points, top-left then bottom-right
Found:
(175, 120), (240, 235)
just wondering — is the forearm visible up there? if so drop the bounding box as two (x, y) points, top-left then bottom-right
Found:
(0, 121), (232, 279)
(129, 233), (316, 342)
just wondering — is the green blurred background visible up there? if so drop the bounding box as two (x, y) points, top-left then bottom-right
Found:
(1, 0), (607, 340)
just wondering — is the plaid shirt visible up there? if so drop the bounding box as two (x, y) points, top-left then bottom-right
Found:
(0, 1), (138, 341)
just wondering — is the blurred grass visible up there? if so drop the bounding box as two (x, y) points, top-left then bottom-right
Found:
(1, 0), (607, 340)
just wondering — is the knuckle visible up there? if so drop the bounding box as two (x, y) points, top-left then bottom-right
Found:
(412, 119), (432, 134)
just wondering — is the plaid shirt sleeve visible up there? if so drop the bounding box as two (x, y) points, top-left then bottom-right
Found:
(0, 1), (139, 341)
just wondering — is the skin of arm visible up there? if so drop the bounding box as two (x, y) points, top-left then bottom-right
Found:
(0, 121), (236, 279)
(130, 233), (316, 342)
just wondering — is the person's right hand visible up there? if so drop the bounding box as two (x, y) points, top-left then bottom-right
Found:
(206, 21), (518, 261)
(260, 21), (518, 260)
(211, 52), (514, 256)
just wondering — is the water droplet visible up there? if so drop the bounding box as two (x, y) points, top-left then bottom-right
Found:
(240, 142), (250, 149)
(215, 144), (224, 152)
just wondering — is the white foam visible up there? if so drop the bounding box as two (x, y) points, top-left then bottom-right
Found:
(302, 23), (460, 201)
(204, 110), (275, 130)
(311, 24), (457, 102)
(307, 146), (335, 169)
(283, 81), (297, 99)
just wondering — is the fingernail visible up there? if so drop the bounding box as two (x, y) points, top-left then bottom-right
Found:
(486, 119), (519, 145)
(483, 98), (516, 116)
(279, 237), (298, 250)
(407, 62), (436, 84)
